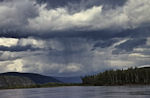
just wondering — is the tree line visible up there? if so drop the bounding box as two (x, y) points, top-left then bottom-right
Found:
(82, 67), (150, 85)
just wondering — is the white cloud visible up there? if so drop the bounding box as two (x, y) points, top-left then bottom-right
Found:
(27, 0), (150, 31)
(0, 38), (18, 47)
(129, 53), (150, 58)
(0, 37), (65, 51)
(0, 0), (149, 31)
(124, 0), (150, 28)
(6, 59), (23, 72)
(108, 60), (134, 67)
(0, 59), (23, 72)
(28, 5), (103, 31)
(18, 37), (65, 51)
(59, 63), (81, 73)
(0, 0), (38, 30)
(18, 38), (46, 48)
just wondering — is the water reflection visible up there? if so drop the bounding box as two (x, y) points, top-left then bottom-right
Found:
(0, 86), (150, 98)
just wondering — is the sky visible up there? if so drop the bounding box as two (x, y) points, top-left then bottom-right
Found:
(0, 0), (150, 76)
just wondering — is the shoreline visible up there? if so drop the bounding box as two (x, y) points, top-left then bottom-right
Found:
(1, 83), (150, 90)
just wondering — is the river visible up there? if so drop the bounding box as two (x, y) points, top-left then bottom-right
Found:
(0, 86), (150, 98)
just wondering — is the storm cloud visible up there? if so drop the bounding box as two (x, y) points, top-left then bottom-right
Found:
(0, 0), (150, 76)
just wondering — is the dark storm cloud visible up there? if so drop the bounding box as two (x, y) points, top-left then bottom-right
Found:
(93, 39), (118, 49)
(0, 0), (149, 40)
(0, 26), (150, 41)
(113, 38), (147, 54)
(0, 0), (38, 37)
(0, 0), (150, 76)
(0, 45), (39, 52)
(36, 0), (81, 8)
(36, 0), (127, 9)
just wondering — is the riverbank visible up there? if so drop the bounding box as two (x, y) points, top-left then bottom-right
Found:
(0, 83), (83, 90)
(1, 83), (150, 90)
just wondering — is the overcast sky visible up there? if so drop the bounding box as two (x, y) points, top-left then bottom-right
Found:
(0, 0), (150, 76)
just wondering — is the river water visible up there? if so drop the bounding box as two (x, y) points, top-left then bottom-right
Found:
(0, 86), (150, 98)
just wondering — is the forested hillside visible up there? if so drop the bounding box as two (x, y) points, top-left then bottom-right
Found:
(0, 76), (35, 88)
(82, 67), (150, 85)
(0, 72), (62, 89)
(0, 72), (61, 84)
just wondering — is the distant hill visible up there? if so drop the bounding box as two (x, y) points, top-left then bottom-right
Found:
(0, 75), (35, 88)
(0, 72), (62, 84)
(55, 77), (82, 83)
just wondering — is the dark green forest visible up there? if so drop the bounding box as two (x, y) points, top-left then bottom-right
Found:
(82, 67), (150, 86)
